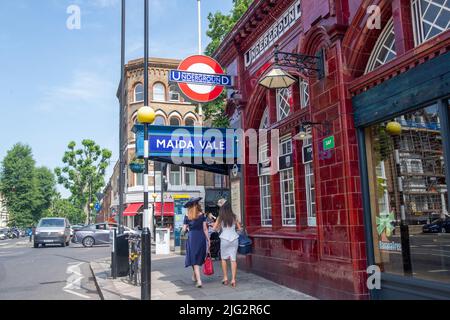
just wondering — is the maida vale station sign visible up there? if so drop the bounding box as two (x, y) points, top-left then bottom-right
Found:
(244, 0), (301, 68)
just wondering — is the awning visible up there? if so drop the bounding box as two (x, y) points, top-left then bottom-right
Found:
(123, 203), (143, 217)
(154, 202), (174, 217)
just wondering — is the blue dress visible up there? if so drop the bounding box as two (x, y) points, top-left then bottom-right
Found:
(184, 214), (207, 267)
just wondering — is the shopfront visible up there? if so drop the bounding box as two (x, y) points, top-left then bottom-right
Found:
(214, 0), (450, 299)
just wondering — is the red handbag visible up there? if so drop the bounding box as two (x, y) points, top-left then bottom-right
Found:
(202, 254), (214, 276)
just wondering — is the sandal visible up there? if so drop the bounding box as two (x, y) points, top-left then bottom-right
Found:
(231, 280), (236, 288)
(196, 282), (203, 288)
(222, 279), (229, 285)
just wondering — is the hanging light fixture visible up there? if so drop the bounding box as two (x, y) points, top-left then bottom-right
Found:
(259, 68), (298, 89)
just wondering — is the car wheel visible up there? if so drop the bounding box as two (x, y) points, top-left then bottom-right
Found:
(61, 241), (66, 247)
(82, 236), (95, 248)
(441, 227), (447, 234)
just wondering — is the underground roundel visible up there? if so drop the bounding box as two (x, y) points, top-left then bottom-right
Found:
(169, 55), (232, 103)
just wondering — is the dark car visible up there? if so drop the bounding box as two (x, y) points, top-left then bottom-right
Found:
(422, 218), (450, 233)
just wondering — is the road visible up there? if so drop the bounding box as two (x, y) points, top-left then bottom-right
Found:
(0, 237), (110, 300)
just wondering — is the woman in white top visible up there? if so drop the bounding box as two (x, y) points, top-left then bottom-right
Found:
(213, 200), (242, 288)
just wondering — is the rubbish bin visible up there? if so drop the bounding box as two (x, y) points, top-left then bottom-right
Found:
(113, 233), (129, 277)
(155, 228), (170, 255)
(180, 232), (188, 255)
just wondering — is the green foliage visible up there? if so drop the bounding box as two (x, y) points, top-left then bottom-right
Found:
(203, 0), (252, 127)
(54, 139), (111, 223)
(43, 195), (85, 225)
(205, 0), (253, 56)
(0, 144), (56, 227)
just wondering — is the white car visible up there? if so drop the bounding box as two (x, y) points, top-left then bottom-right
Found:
(0, 228), (7, 240)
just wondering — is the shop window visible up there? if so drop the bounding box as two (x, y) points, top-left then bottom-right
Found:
(365, 102), (450, 284)
(185, 167), (196, 186)
(303, 137), (316, 227)
(169, 165), (181, 186)
(169, 85), (180, 101)
(276, 87), (293, 121)
(259, 175), (272, 226)
(299, 79), (310, 109)
(279, 137), (296, 226)
(134, 83), (144, 102)
(152, 83), (166, 101)
(412, 0), (450, 46)
(214, 174), (224, 188)
(365, 19), (397, 73)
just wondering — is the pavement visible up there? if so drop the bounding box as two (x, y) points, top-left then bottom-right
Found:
(90, 251), (317, 300)
(0, 237), (109, 300)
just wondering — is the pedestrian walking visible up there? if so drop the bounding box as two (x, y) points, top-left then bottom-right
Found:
(182, 197), (210, 288)
(213, 200), (241, 288)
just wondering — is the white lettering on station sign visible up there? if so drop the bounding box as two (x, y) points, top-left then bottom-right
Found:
(244, 0), (302, 68)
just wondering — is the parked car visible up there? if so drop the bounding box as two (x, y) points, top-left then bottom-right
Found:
(0, 228), (7, 240)
(69, 224), (85, 237)
(422, 218), (450, 233)
(34, 217), (71, 248)
(73, 223), (137, 247)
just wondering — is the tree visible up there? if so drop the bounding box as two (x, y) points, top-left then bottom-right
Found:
(32, 166), (57, 222)
(55, 139), (112, 224)
(43, 195), (85, 225)
(0, 144), (36, 227)
(203, 0), (253, 127)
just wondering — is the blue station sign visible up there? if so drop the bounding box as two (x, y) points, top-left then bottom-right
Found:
(133, 124), (241, 174)
(169, 70), (232, 87)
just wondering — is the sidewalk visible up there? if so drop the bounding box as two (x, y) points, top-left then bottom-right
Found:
(90, 252), (316, 300)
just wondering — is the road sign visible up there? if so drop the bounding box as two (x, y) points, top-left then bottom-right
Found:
(169, 55), (232, 103)
(323, 136), (335, 151)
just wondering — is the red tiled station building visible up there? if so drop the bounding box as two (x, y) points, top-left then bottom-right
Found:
(214, 0), (450, 299)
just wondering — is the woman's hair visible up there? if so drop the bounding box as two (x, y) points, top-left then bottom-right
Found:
(187, 203), (202, 220)
(218, 202), (236, 228)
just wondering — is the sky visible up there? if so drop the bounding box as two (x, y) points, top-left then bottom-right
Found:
(0, 0), (234, 197)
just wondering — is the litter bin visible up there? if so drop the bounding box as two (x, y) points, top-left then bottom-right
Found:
(112, 232), (129, 277)
(180, 232), (188, 255)
(155, 228), (170, 255)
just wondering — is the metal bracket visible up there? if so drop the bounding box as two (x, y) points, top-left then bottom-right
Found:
(274, 45), (325, 79)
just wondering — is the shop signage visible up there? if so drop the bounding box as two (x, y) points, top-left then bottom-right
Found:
(244, 0), (302, 68)
(169, 55), (232, 103)
(323, 136), (335, 150)
(279, 154), (293, 170)
(134, 124), (240, 162)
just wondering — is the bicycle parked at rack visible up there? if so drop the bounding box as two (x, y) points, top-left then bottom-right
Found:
(128, 233), (141, 286)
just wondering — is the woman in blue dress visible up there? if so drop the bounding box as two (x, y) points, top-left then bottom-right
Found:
(182, 197), (210, 288)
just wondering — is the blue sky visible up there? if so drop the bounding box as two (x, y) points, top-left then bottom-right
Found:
(0, 0), (233, 197)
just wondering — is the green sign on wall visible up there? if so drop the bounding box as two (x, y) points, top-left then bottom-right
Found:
(323, 136), (335, 150)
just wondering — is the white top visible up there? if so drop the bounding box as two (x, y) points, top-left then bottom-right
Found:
(219, 222), (239, 242)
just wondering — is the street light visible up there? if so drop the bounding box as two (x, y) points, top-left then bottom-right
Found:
(259, 44), (325, 89)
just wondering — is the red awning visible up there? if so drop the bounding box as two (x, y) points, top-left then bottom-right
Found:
(123, 203), (143, 217)
(154, 202), (174, 217)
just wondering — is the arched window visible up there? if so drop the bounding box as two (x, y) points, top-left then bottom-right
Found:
(260, 107), (269, 129)
(412, 0), (450, 46)
(169, 85), (180, 101)
(185, 117), (195, 127)
(365, 19), (397, 74)
(134, 83), (144, 102)
(152, 115), (166, 126)
(153, 83), (166, 101)
(170, 117), (180, 126)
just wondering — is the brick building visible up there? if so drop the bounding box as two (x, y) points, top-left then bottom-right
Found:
(214, 0), (450, 299)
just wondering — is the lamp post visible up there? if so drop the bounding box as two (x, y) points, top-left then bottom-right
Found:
(138, 0), (153, 301)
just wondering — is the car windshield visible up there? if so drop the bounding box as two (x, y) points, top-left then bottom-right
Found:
(38, 219), (64, 227)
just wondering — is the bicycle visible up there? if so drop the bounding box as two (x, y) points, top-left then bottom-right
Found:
(128, 233), (142, 286)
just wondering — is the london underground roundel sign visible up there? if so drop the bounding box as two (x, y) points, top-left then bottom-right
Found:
(169, 55), (232, 103)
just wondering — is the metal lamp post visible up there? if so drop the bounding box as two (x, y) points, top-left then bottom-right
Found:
(137, 0), (153, 301)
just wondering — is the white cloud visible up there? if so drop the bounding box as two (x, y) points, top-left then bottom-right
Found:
(36, 70), (116, 112)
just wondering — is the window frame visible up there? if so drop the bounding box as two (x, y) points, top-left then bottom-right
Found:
(279, 136), (296, 227)
(134, 83), (144, 102)
(365, 18), (397, 74)
(276, 87), (293, 121)
(412, 0), (450, 46)
(303, 138), (316, 227)
(152, 83), (166, 102)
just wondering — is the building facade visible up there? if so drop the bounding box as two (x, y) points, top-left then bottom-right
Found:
(0, 194), (9, 228)
(214, 0), (450, 299)
(119, 58), (229, 230)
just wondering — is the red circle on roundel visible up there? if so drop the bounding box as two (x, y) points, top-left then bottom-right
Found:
(177, 55), (225, 103)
